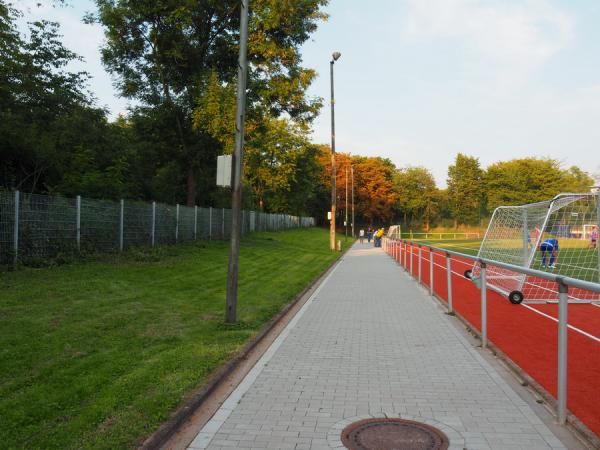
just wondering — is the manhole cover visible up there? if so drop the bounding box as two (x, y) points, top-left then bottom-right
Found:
(341, 418), (449, 450)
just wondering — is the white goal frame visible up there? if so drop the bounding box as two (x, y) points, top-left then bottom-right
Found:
(469, 193), (600, 304)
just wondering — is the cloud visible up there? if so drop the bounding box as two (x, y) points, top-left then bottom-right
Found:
(402, 0), (574, 83)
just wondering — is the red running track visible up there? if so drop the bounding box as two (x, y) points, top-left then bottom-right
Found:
(385, 240), (600, 438)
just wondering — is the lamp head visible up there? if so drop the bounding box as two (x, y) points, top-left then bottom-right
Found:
(332, 51), (341, 62)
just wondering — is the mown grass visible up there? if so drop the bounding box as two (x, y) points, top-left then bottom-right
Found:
(0, 228), (340, 449)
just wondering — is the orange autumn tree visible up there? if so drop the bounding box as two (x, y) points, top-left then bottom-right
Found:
(318, 147), (398, 227)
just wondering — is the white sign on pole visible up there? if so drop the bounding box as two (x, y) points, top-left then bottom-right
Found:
(216, 155), (232, 187)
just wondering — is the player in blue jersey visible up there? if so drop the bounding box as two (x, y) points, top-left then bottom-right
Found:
(539, 237), (559, 268)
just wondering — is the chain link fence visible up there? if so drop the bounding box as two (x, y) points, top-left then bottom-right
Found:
(0, 190), (315, 265)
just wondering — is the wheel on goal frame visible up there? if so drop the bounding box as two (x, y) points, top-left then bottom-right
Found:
(508, 290), (524, 304)
(464, 270), (472, 279)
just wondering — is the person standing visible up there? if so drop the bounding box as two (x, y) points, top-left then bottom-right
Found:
(540, 237), (559, 268)
(359, 229), (365, 244)
(589, 225), (598, 249)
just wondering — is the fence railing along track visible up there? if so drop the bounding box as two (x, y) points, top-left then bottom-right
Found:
(382, 237), (600, 444)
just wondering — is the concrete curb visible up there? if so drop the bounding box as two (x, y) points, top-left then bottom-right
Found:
(139, 240), (354, 450)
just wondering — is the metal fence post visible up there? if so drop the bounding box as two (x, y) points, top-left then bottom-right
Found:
(404, 241), (407, 269)
(194, 205), (198, 240)
(76, 195), (81, 252)
(175, 204), (179, 243)
(13, 190), (19, 265)
(429, 248), (434, 295)
(209, 207), (212, 240)
(418, 245), (422, 284)
(410, 243), (413, 276)
(119, 199), (124, 251)
(557, 280), (569, 425)
(222, 208), (225, 239)
(397, 240), (401, 263)
(151, 202), (156, 247)
(446, 253), (453, 313)
(481, 261), (487, 348)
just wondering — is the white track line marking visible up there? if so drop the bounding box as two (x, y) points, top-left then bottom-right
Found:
(522, 304), (600, 344)
(393, 250), (600, 344)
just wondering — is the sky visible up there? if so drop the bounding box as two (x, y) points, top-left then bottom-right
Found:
(15, 0), (600, 187)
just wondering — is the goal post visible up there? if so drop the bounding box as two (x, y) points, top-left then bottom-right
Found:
(467, 193), (600, 304)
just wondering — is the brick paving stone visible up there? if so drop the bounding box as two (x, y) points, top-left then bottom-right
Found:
(188, 243), (577, 450)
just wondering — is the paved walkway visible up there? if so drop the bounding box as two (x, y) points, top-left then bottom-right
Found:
(187, 242), (577, 450)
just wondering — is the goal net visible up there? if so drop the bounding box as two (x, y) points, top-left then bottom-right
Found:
(387, 225), (402, 239)
(469, 193), (600, 304)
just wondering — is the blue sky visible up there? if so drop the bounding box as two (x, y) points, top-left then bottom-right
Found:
(16, 0), (600, 187)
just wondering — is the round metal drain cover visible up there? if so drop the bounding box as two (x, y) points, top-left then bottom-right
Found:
(341, 418), (449, 450)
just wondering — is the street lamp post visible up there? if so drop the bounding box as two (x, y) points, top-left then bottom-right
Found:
(351, 165), (355, 238)
(225, 0), (249, 324)
(345, 165), (348, 239)
(330, 51), (341, 251)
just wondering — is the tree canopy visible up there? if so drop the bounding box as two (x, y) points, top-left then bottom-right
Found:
(1, 1), (597, 232)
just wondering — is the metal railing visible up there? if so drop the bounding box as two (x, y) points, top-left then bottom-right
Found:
(382, 237), (600, 429)
(0, 190), (315, 265)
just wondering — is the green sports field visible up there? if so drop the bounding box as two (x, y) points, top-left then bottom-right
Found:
(409, 238), (600, 283)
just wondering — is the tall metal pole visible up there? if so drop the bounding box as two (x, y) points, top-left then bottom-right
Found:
(481, 262), (488, 348)
(225, 0), (249, 324)
(76, 195), (81, 253)
(557, 280), (568, 425)
(330, 59), (336, 251)
(596, 193), (600, 282)
(345, 165), (348, 239)
(13, 190), (19, 267)
(351, 165), (354, 238)
(329, 52), (340, 251)
(119, 199), (124, 251)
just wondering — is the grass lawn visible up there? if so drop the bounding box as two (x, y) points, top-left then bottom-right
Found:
(0, 228), (341, 449)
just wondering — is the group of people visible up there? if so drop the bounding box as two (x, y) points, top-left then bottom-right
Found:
(358, 228), (385, 247)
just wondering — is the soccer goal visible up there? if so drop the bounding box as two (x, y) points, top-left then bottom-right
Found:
(466, 193), (600, 304)
(387, 225), (402, 239)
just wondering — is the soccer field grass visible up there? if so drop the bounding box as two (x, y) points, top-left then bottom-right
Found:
(410, 238), (600, 283)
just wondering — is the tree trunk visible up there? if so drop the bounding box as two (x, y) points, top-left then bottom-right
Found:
(186, 167), (197, 206)
(454, 218), (458, 230)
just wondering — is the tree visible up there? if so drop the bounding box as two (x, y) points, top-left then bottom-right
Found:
(91, 0), (327, 206)
(0, 3), (122, 195)
(244, 118), (321, 214)
(322, 155), (398, 227)
(447, 154), (484, 227)
(394, 167), (440, 231)
(484, 158), (594, 211)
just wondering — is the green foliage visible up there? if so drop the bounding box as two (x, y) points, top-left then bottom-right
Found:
(447, 154), (484, 226)
(0, 3), (136, 199)
(485, 158), (594, 211)
(92, 0), (328, 206)
(394, 166), (440, 230)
